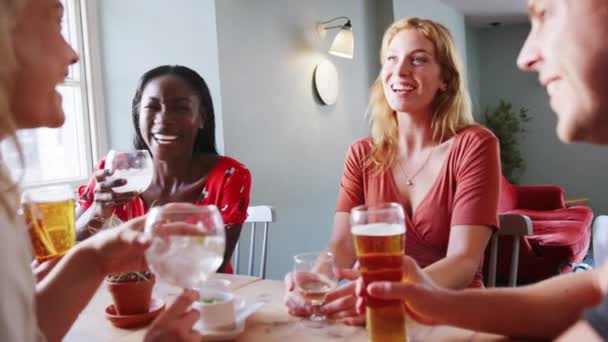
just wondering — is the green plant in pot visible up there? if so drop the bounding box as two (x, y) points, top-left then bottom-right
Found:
(105, 271), (155, 315)
(483, 99), (531, 184)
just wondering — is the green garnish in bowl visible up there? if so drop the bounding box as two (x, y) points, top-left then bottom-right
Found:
(201, 297), (224, 304)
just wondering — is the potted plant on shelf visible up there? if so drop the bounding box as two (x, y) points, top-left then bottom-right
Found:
(105, 271), (155, 315)
(483, 99), (531, 184)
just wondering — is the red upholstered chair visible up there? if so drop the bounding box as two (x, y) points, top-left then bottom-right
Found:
(489, 176), (593, 284)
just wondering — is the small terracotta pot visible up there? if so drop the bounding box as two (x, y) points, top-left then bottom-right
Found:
(106, 274), (156, 315)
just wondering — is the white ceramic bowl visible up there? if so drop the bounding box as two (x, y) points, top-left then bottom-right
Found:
(195, 290), (237, 331)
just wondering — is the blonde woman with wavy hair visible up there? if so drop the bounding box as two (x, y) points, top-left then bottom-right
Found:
(368, 17), (474, 169)
(285, 17), (501, 325)
(0, 1), (205, 340)
(0, 0), (22, 220)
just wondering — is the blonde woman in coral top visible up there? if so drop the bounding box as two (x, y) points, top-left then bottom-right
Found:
(285, 17), (501, 325)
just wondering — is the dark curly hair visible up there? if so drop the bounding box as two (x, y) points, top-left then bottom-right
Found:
(131, 65), (218, 155)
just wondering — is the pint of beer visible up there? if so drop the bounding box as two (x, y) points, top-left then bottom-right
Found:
(351, 203), (406, 342)
(22, 185), (76, 262)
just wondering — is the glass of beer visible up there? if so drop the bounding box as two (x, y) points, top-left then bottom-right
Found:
(293, 251), (337, 322)
(351, 202), (406, 342)
(22, 184), (76, 262)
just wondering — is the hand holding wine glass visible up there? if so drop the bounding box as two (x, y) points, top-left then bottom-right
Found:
(292, 251), (338, 323)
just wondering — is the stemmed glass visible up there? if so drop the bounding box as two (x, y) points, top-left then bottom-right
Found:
(144, 204), (226, 289)
(104, 149), (153, 219)
(293, 251), (337, 323)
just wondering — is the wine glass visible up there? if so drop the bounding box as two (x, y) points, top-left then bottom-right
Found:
(144, 204), (226, 289)
(104, 149), (153, 194)
(293, 251), (337, 322)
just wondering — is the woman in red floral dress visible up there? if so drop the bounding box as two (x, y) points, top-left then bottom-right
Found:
(76, 65), (251, 273)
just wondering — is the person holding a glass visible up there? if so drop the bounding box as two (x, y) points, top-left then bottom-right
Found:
(0, 1), (208, 340)
(75, 65), (251, 273)
(285, 17), (501, 332)
(350, 203), (408, 341)
(291, 251), (338, 324)
(354, 1), (608, 341)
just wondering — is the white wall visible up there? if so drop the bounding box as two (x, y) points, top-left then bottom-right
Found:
(215, 0), (394, 279)
(96, 0), (225, 153)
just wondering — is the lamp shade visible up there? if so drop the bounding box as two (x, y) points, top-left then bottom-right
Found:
(329, 28), (353, 59)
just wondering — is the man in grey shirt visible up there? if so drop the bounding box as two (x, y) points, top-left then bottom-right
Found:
(584, 303), (608, 340)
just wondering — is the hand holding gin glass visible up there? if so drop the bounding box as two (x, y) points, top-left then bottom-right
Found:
(104, 149), (153, 194)
(97, 149), (153, 221)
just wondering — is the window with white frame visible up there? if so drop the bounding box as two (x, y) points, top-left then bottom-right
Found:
(2, 0), (106, 188)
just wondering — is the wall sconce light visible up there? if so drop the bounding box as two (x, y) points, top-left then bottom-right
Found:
(313, 17), (353, 106)
(313, 60), (339, 106)
(316, 16), (354, 59)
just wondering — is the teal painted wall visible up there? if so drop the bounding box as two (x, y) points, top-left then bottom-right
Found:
(465, 26), (481, 116)
(477, 23), (608, 214)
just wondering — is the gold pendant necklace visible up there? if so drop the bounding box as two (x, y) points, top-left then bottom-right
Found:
(398, 145), (435, 186)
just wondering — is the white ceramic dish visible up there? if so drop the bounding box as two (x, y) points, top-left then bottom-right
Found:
(195, 294), (266, 341)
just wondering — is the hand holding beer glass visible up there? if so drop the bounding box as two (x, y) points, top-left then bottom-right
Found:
(292, 251), (338, 323)
(22, 184), (76, 262)
(351, 203), (406, 342)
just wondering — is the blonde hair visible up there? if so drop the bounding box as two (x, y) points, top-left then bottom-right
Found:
(0, 0), (25, 221)
(368, 17), (474, 169)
